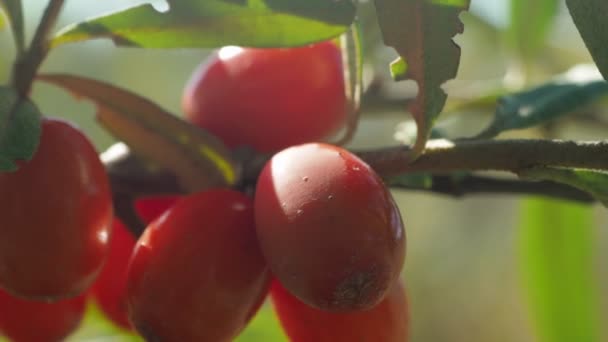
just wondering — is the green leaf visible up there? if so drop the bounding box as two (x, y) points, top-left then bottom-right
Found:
(52, 0), (356, 49)
(475, 80), (608, 139)
(566, 1), (608, 80)
(519, 198), (599, 342)
(0, 0), (24, 53)
(373, 0), (470, 159)
(520, 166), (608, 207)
(0, 86), (42, 172)
(37, 74), (240, 192)
(508, 0), (558, 58)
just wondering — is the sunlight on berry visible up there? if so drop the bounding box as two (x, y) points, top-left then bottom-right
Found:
(97, 229), (109, 245)
(219, 46), (244, 60)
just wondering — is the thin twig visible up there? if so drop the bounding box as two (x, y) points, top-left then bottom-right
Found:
(358, 138), (608, 177)
(391, 174), (595, 203)
(11, 0), (65, 98)
(105, 137), (608, 236)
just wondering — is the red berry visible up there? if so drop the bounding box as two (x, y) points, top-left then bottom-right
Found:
(0, 118), (112, 299)
(92, 197), (179, 330)
(90, 219), (136, 330)
(0, 288), (86, 342)
(271, 279), (409, 342)
(255, 143), (405, 311)
(182, 42), (347, 152)
(126, 190), (270, 341)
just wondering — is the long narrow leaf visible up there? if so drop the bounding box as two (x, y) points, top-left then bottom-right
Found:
(38, 74), (239, 191)
(519, 198), (600, 342)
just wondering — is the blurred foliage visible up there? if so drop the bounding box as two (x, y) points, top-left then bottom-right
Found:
(519, 198), (600, 342)
(476, 78), (608, 139)
(507, 0), (558, 59)
(66, 302), (287, 342)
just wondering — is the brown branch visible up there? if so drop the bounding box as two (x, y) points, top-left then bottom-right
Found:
(102, 143), (182, 237)
(104, 137), (607, 236)
(392, 174), (595, 203)
(358, 139), (608, 177)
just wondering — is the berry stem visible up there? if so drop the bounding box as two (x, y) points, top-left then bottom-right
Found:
(101, 137), (605, 239)
(11, 0), (65, 98)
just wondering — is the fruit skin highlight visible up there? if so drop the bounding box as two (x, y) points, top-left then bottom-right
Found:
(271, 279), (409, 342)
(0, 117), (112, 300)
(255, 143), (406, 311)
(182, 41), (347, 152)
(126, 190), (270, 341)
(0, 287), (86, 342)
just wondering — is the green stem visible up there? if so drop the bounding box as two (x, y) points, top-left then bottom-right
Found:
(11, 0), (65, 98)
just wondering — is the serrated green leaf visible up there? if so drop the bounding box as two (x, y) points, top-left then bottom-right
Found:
(519, 198), (599, 342)
(566, 1), (608, 80)
(0, 86), (42, 172)
(0, 0), (24, 53)
(52, 0), (356, 49)
(520, 166), (608, 207)
(475, 80), (608, 139)
(37, 74), (240, 192)
(373, 0), (470, 159)
(508, 0), (558, 58)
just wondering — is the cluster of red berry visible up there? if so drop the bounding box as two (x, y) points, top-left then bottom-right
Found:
(0, 41), (408, 342)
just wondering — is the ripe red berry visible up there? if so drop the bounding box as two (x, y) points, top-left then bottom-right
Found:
(255, 143), (405, 311)
(271, 279), (409, 342)
(0, 118), (112, 299)
(126, 190), (270, 341)
(182, 42), (347, 152)
(90, 219), (136, 330)
(0, 288), (86, 342)
(91, 196), (179, 330)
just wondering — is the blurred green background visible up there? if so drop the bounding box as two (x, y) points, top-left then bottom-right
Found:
(1, 1), (607, 341)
